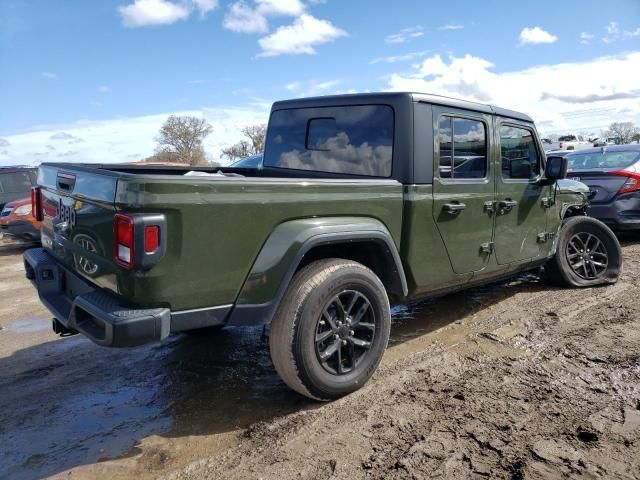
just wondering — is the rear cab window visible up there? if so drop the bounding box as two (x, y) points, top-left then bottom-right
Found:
(264, 105), (394, 177)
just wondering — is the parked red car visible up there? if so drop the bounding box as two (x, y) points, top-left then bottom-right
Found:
(0, 197), (41, 241)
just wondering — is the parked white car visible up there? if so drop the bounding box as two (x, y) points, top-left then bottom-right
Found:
(556, 134), (592, 151)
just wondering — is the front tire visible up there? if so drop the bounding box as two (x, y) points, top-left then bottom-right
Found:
(545, 216), (621, 287)
(270, 259), (391, 401)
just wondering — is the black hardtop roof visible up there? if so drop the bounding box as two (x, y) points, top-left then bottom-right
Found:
(566, 144), (640, 155)
(271, 92), (533, 123)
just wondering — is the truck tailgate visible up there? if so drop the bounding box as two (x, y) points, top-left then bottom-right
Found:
(38, 164), (120, 294)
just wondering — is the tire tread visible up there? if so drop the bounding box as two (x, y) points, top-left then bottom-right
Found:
(270, 259), (388, 401)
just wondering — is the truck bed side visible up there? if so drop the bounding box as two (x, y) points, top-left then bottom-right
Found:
(38, 164), (404, 312)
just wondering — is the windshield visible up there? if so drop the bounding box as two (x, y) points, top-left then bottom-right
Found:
(567, 150), (640, 170)
(559, 135), (577, 142)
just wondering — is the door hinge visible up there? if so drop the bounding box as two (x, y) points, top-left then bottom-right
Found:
(541, 197), (554, 208)
(483, 201), (496, 215)
(480, 242), (494, 254)
(537, 232), (555, 243)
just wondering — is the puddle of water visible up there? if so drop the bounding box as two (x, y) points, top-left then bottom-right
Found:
(0, 326), (307, 480)
(5, 317), (51, 334)
(0, 271), (544, 480)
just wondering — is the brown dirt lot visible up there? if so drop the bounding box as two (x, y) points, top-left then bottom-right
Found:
(1, 235), (639, 479)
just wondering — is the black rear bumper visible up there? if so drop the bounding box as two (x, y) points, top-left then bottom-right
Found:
(23, 248), (171, 347)
(588, 192), (640, 231)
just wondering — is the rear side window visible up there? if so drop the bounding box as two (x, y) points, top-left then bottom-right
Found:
(567, 150), (640, 170)
(438, 116), (487, 179)
(0, 172), (33, 193)
(559, 135), (577, 142)
(500, 126), (540, 180)
(264, 105), (394, 177)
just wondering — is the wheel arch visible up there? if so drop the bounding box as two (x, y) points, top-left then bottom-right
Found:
(227, 217), (407, 326)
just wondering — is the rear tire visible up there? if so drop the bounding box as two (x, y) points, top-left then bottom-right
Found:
(545, 216), (621, 287)
(270, 259), (391, 401)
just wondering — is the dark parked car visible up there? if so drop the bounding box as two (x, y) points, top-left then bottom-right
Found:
(229, 154), (263, 169)
(559, 145), (640, 231)
(0, 167), (37, 210)
(545, 149), (572, 158)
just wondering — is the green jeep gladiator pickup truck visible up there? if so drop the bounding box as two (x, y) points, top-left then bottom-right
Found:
(24, 92), (621, 400)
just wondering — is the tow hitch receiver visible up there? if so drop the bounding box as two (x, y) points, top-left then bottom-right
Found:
(52, 318), (78, 337)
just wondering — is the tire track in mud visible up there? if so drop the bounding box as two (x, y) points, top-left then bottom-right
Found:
(167, 243), (640, 480)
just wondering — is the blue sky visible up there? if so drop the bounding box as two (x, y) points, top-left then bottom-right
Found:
(1, 0), (639, 165)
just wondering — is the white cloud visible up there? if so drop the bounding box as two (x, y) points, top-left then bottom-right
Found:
(286, 81), (301, 91)
(192, 0), (219, 16)
(599, 21), (640, 43)
(223, 1), (268, 33)
(602, 21), (619, 43)
(41, 72), (59, 80)
(579, 32), (594, 44)
(518, 26), (557, 45)
(282, 78), (342, 97)
(369, 51), (429, 65)
(255, 0), (305, 16)
(385, 26), (424, 44)
(222, 1), (344, 57)
(50, 132), (85, 143)
(223, 0), (304, 34)
(440, 24), (463, 31)
(98, 85), (110, 93)
(258, 14), (347, 57)
(625, 27), (640, 38)
(119, 0), (191, 27)
(118, 0), (217, 27)
(387, 51), (640, 135)
(313, 79), (340, 91)
(0, 105), (270, 167)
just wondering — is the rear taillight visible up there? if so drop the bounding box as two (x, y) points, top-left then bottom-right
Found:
(31, 187), (43, 221)
(609, 170), (640, 194)
(114, 214), (134, 269)
(559, 142), (563, 149)
(144, 225), (160, 253)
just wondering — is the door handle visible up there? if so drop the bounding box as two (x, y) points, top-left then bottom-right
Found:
(498, 199), (518, 215)
(442, 202), (467, 215)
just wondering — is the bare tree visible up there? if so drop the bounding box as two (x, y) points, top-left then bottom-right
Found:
(241, 124), (266, 154)
(604, 122), (640, 144)
(143, 151), (183, 164)
(221, 124), (266, 162)
(155, 115), (213, 165)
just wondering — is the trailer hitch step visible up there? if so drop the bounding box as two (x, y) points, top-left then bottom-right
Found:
(52, 318), (79, 337)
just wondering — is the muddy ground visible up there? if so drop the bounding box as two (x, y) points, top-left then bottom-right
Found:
(0, 235), (639, 480)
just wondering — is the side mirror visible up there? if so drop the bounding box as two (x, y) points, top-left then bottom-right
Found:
(543, 155), (568, 183)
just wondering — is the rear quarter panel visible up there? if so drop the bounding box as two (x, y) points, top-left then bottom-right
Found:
(115, 176), (404, 310)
